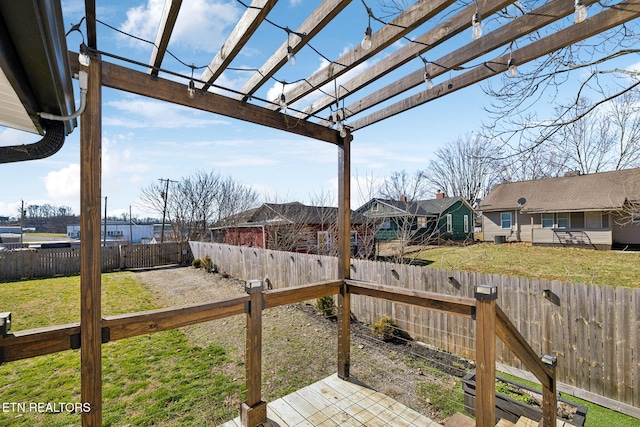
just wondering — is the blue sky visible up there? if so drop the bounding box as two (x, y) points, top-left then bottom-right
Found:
(0, 0), (630, 219)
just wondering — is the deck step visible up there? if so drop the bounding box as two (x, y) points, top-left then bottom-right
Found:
(514, 417), (539, 427)
(444, 412), (475, 427)
(496, 419), (516, 427)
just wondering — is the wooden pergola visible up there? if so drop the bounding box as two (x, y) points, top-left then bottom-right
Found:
(3, 0), (640, 425)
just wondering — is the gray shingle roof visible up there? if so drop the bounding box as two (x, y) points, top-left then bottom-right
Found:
(478, 168), (640, 213)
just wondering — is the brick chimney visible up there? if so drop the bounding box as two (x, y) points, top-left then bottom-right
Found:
(399, 195), (406, 202)
(436, 190), (445, 199)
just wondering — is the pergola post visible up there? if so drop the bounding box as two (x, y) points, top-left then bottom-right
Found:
(80, 51), (102, 426)
(337, 132), (352, 379)
(474, 284), (497, 427)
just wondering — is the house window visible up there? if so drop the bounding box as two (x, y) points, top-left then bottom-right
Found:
(318, 231), (330, 253)
(542, 213), (554, 228)
(585, 211), (602, 228)
(378, 218), (390, 229)
(446, 214), (453, 232)
(372, 202), (379, 212)
(500, 212), (512, 229)
(632, 213), (640, 223)
(557, 212), (570, 228)
(464, 215), (469, 233)
(350, 231), (358, 246)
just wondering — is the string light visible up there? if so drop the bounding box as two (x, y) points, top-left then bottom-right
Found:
(286, 30), (296, 66)
(361, 4), (373, 50)
(187, 65), (196, 98)
(287, 46), (296, 66)
(471, 11), (482, 40)
(507, 58), (517, 78)
(279, 82), (287, 113)
(574, 0), (587, 23)
(420, 57), (433, 90)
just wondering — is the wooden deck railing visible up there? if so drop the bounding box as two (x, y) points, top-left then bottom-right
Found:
(0, 278), (556, 427)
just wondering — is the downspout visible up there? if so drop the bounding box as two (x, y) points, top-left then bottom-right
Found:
(0, 70), (87, 164)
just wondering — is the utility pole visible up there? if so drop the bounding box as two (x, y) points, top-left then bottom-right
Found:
(103, 196), (107, 247)
(20, 200), (24, 244)
(158, 178), (177, 244)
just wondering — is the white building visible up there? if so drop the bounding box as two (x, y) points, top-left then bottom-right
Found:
(67, 221), (154, 244)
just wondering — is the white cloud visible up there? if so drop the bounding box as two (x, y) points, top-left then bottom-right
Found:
(45, 164), (81, 201)
(105, 97), (230, 128)
(120, 0), (240, 53)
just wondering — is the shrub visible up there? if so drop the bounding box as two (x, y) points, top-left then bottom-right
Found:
(315, 295), (335, 317)
(201, 255), (214, 273)
(371, 317), (400, 342)
(192, 258), (202, 269)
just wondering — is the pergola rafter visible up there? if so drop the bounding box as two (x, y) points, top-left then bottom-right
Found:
(199, 0), (279, 90)
(236, 0), (352, 102)
(270, 0), (458, 110)
(322, 0), (601, 126)
(350, 0), (640, 130)
(148, 0), (182, 77)
(295, 0), (516, 120)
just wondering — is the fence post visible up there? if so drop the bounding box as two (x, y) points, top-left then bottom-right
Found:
(474, 284), (497, 427)
(241, 279), (267, 427)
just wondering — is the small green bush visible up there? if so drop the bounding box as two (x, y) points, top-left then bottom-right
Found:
(315, 295), (335, 317)
(201, 255), (214, 273)
(192, 258), (202, 269)
(371, 317), (399, 342)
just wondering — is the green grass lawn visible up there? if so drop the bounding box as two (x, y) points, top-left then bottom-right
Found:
(0, 273), (244, 426)
(412, 243), (640, 288)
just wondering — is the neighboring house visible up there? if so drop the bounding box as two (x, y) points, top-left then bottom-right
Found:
(67, 221), (154, 244)
(211, 202), (374, 257)
(356, 193), (475, 243)
(477, 168), (640, 250)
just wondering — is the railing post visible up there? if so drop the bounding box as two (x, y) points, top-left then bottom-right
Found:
(474, 284), (497, 427)
(541, 354), (558, 427)
(241, 279), (267, 427)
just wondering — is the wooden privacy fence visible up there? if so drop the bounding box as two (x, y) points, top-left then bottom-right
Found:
(190, 241), (640, 416)
(0, 242), (192, 280)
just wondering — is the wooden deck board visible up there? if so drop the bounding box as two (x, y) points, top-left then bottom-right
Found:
(218, 374), (442, 427)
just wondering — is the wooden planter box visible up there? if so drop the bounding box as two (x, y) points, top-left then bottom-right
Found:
(462, 372), (587, 426)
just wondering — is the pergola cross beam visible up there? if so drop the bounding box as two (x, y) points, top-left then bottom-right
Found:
(350, 0), (640, 130)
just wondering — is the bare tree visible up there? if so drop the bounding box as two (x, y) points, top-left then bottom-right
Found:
(378, 170), (430, 201)
(423, 134), (502, 205)
(482, 4), (640, 168)
(139, 170), (258, 242)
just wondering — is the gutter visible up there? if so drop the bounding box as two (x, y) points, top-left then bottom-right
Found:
(0, 120), (65, 164)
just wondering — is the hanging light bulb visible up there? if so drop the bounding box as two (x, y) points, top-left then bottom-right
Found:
(340, 125), (348, 138)
(574, 0), (587, 23)
(187, 65), (196, 98)
(279, 93), (287, 111)
(471, 12), (482, 40)
(423, 71), (433, 90)
(507, 58), (517, 78)
(287, 46), (296, 66)
(361, 26), (372, 50)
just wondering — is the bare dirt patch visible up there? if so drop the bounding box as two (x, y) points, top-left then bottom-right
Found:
(130, 266), (471, 423)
